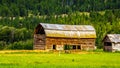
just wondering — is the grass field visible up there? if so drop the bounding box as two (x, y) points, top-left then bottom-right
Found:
(0, 50), (120, 68)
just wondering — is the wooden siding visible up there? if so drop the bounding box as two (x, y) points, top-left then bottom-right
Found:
(46, 37), (95, 50)
(104, 46), (112, 52)
(34, 34), (46, 50)
(112, 43), (120, 51)
(46, 37), (95, 45)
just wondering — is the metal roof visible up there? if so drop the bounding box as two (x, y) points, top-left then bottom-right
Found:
(39, 23), (96, 38)
(40, 23), (95, 31)
(107, 34), (120, 43)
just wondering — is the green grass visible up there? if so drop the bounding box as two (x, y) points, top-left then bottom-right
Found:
(0, 51), (120, 68)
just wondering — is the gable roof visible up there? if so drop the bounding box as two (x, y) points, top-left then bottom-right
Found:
(38, 23), (96, 38)
(105, 34), (120, 43)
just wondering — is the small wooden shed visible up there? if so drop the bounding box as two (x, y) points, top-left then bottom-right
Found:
(103, 34), (120, 52)
(34, 23), (96, 51)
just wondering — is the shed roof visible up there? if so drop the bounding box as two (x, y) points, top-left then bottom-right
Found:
(39, 23), (96, 38)
(105, 34), (120, 43)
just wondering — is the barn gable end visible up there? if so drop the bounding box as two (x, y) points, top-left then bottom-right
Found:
(34, 24), (46, 50)
(103, 36), (111, 42)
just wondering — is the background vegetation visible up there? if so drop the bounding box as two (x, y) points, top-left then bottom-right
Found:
(0, 0), (120, 49)
(0, 51), (120, 68)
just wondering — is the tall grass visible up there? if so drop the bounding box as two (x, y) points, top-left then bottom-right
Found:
(0, 51), (119, 68)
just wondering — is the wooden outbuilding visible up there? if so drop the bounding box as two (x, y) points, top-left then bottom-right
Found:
(103, 34), (120, 52)
(34, 23), (96, 51)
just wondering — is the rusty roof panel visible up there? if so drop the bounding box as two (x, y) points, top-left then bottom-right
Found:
(40, 23), (95, 31)
(45, 30), (96, 38)
(107, 34), (120, 43)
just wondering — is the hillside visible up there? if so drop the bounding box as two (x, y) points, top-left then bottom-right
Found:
(0, 0), (120, 49)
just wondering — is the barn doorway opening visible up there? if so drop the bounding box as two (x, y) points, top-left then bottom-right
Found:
(53, 45), (56, 50)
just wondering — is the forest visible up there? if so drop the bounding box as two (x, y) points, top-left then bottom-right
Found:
(0, 0), (120, 49)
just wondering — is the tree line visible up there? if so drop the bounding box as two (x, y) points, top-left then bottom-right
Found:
(0, 0), (120, 16)
(1, 10), (120, 49)
(0, 0), (120, 49)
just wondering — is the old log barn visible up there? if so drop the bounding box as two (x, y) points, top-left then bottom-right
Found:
(103, 34), (120, 52)
(34, 23), (96, 51)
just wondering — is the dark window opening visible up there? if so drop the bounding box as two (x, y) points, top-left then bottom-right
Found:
(64, 45), (82, 50)
(77, 46), (81, 49)
(104, 42), (112, 46)
(53, 45), (56, 49)
(73, 45), (76, 49)
(64, 45), (67, 50)
(64, 45), (72, 50)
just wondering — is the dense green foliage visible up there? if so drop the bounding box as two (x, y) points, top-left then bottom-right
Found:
(0, 0), (120, 49)
(6, 39), (33, 50)
(0, 0), (120, 16)
(0, 51), (120, 68)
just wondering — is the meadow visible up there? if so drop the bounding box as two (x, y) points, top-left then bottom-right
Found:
(0, 50), (120, 68)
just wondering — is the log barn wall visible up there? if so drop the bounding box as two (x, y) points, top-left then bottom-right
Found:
(46, 37), (95, 50)
(34, 23), (96, 51)
(34, 34), (46, 50)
